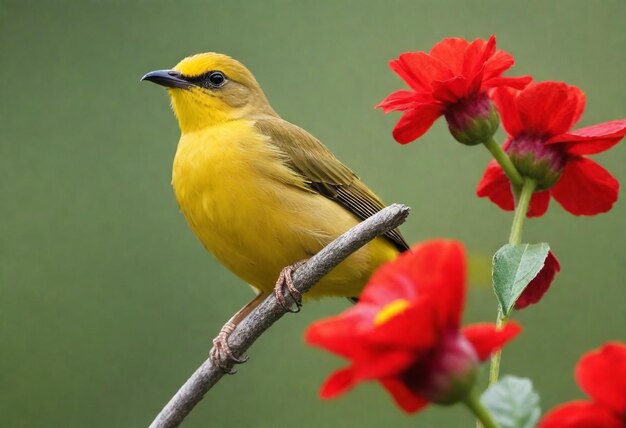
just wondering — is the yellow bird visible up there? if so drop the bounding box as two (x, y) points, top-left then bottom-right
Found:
(142, 53), (408, 368)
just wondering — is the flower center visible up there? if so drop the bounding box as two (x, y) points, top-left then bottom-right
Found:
(374, 299), (411, 326)
(443, 92), (500, 146)
(402, 332), (479, 405)
(506, 135), (568, 190)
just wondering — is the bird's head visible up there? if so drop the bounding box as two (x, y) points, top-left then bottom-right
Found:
(142, 53), (275, 133)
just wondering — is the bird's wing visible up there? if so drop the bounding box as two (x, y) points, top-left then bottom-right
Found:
(254, 118), (410, 252)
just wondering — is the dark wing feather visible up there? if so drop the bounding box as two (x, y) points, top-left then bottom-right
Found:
(254, 118), (409, 252)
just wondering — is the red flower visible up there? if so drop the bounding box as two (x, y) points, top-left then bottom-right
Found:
(377, 36), (531, 144)
(305, 240), (521, 412)
(515, 251), (560, 310)
(477, 82), (626, 217)
(540, 342), (626, 428)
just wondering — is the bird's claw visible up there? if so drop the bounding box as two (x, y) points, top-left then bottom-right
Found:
(209, 321), (248, 374)
(274, 260), (307, 313)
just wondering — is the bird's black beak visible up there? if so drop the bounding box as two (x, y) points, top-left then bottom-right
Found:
(141, 69), (192, 89)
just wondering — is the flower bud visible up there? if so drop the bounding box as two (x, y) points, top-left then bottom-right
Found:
(402, 333), (479, 405)
(506, 135), (567, 190)
(444, 93), (500, 146)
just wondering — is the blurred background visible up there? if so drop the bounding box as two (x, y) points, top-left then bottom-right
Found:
(1, 1), (624, 427)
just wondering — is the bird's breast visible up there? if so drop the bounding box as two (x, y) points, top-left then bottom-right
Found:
(171, 120), (366, 292)
(170, 120), (398, 298)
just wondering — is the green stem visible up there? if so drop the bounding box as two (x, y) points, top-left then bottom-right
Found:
(464, 391), (501, 428)
(488, 178), (536, 386)
(488, 310), (508, 385)
(508, 179), (536, 245)
(483, 137), (524, 188)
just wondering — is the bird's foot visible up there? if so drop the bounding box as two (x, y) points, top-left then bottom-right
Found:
(274, 259), (308, 313)
(210, 321), (248, 374)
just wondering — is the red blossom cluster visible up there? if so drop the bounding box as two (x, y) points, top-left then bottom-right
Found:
(306, 240), (520, 411)
(375, 35), (625, 314)
(478, 83), (626, 217)
(306, 35), (625, 425)
(376, 36), (531, 144)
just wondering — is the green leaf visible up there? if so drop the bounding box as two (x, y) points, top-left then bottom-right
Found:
(492, 243), (549, 315)
(481, 376), (541, 428)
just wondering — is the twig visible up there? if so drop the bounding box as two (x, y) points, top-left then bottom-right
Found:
(149, 204), (411, 428)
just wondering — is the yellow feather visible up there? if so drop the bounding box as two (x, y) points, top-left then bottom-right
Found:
(151, 53), (403, 300)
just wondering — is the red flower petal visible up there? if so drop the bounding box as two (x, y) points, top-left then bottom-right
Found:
(380, 378), (429, 413)
(576, 342), (626, 415)
(526, 190), (551, 218)
(367, 302), (438, 350)
(485, 75), (532, 91)
(462, 322), (522, 361)
(539, 401), (624, 428)
(482, 48), (514, 82)
(305, 305), (377, 358)
(360, 261), (420, 307)
(376, 90), (421, 113)
(351, 350), (417, 381)
(514, 251), (560, 309)
(392, 103), (443, 144)
(548, 119), (626, 155)
(429, 37), (470, 76)
(551, 157), (619, 215)
(476, 161), (552, 217)
(361, 240), (466, 332)
(320, 367), (356, 399)
(516, 82), (586, 137)
(476, 160), (515, 211)
(390, 52), (451, 93)
(432, 76), (469, 103)
(492, 87), (524, 137)
(462, 36), (496, 88)
(409, 240), (466, 329)
(466, 65), (485, 95)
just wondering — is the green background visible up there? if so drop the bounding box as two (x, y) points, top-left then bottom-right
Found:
(1, 1), (624, 427)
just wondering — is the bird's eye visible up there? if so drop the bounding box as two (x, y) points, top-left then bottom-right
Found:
(207, 71), (226, 87)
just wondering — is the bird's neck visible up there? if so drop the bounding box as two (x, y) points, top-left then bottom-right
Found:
(173, 103), (278, 136)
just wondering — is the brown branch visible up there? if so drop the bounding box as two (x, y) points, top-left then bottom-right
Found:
(149, 203), (411, 428)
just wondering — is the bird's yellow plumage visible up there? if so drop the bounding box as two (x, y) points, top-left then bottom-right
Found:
(172, 116), (397, 299)
(144, 52), (408, 301)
